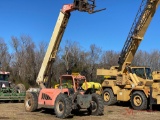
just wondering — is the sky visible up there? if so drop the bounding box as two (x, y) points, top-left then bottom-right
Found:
(0, 0), (160, 53)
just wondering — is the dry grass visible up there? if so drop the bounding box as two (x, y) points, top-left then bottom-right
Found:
(0, 103), (160, 120)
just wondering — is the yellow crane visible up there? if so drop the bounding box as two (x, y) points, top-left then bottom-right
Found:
(97, 0), (160, 110)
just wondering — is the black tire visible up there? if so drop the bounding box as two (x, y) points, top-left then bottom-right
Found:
(16, 84), (26, 93)
(88, 93), (104, 115)
(54, 93), (72, 118)
(131, 91), (148, 110)
(24, 92), (38, 112)
(102, 88), (117, 105)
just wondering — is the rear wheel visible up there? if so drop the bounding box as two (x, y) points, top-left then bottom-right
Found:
(103, 88), (117, 105)
(24, 92), (38, 112)
(131, 91), (148, 110)
(54, 93), (72, 118)
(88, 93), (104, 115)
(16, 84), (26, 93)
(13, 84), (26, 93)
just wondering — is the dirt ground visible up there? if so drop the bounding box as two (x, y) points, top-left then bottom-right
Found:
(0, 103), (160, 120)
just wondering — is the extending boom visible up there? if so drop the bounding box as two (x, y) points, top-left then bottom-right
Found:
(36, 0), (105, 88)
(118, 0), (160, 74)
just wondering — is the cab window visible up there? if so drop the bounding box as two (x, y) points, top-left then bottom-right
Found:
(132, 68), (146, 79)
(0, 74), (9, 81)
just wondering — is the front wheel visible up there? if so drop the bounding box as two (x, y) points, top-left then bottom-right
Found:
(24, 92), (38, 112)
(88, 93), (104, 115)
(16, 84), (26, 93)
(54, 93), (72, 118)
(131, 91), (148, 110)
(102, 88), (117, 105)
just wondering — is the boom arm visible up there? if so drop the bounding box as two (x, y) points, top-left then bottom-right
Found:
(36, 0), (105, 89)
(118, 0), (160, 74)
(37, 10), (70, 89)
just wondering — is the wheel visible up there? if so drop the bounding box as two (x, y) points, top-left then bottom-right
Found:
(131, 91), (148, 110)
(24, 92), (38, 112)
(54, 93), (72, 118)
(88, 93), (104, 115)
(102, 88), (117, 105)
(16, 84), (26, 93)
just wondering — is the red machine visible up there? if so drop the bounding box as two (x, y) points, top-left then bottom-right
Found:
(24, 0), (105, 118)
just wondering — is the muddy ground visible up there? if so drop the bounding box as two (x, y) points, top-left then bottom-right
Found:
(0, 103), (160, 120)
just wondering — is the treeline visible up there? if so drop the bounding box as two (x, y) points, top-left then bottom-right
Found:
(0, 35), (160, 88)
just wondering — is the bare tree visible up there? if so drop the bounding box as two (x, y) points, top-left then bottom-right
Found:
(8, 35), (160, 87)
(10, 35), (37, 86)
(86, 44), (102, 81)
(0, 38), (11, 71)
(132, 50), (160, 71)
(132, 50), (149, 66)
(148, 50), (160, 70)
(35, 41), (47, 77)
(62, 41), (83, 73)
(99, 50), (119, 69)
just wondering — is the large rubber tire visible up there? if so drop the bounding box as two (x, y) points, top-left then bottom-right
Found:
(102, 88), (117, 105)
(54, 93), (72, 118)
(16, 83), (26, 93)
(24, 92), (38, 112)
(131, 91), (148, 110)
(88, 93), (104, 115)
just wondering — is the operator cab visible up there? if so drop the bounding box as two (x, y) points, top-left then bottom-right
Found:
(59, 74), (86, 94)
(60, 76), (73, 89)
(0, 74), (9, 81)
(131, 67), (152, 80)
(0, 71), (10, 89)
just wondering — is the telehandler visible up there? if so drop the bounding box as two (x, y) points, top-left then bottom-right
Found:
(24, 0), (105, 118)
